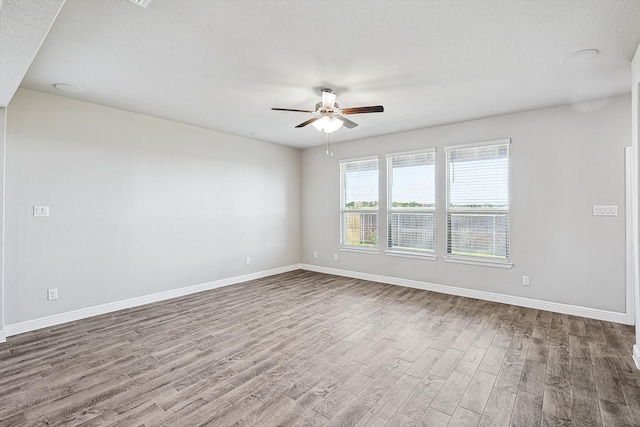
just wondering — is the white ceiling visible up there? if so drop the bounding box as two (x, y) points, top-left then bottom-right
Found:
(6, 0), (640, 148)
(0, 0), (64, 106)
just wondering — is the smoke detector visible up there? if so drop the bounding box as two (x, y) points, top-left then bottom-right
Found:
(560, 49), (599, 65)
(53, 83), (84, 94)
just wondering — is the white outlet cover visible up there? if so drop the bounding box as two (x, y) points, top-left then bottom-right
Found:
(34, 206), (50, 217)
(593, 205), (618, 216)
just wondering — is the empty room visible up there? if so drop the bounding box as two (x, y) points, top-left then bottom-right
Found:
(2, 0), (640, 426)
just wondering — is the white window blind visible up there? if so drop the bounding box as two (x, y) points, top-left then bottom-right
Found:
(387, 150), (435, 253)
(340, 157), (379, 248)
(446, 141), (510, 262)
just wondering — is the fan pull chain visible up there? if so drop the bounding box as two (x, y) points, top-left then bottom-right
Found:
(325, 133), (334, 157)
(330, 133), (334, 156)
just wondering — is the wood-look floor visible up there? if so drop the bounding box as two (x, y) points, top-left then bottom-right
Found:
(1, 270), (639, 427)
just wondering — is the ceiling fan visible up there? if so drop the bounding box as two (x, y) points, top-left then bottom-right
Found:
(272, 88), (384, 133)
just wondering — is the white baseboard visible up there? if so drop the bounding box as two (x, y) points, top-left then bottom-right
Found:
(634, 345), (640, 370)
(2, 262), (633, 341)
(4, 264), (301, 338)
(301, 264), (630, 325)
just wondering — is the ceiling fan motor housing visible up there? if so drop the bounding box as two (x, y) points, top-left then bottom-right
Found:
(315, 102), (340, 114)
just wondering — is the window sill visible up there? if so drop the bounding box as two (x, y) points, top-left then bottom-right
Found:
(339, 246), (380, 255)
(385, 250), (437, 261)
(444, 256), (513, 269)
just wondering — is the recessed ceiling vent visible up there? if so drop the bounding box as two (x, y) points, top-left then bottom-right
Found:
(128, 0), (152, 8)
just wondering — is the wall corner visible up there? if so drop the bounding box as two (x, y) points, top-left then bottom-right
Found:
(632, 42), (640, 369)
(0, 106), (5, 338)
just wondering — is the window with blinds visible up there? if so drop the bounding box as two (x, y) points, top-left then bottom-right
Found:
(340, 157), (379, 248)
(387, 150), (436, 254)
(446, 140), (510, 263)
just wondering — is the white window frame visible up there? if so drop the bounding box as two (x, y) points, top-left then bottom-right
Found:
(445, 139), (512, 268)
(386, 149), (437, 260)
(339, 156), (380, 252)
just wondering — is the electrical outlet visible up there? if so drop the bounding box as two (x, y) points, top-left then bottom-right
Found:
(47, 288), (58, 301)
(522, 276), (530, 286)
(34, 206), (50, 217)
(333, 253), (338, 261)
(245, 257), (251, 266)
(313, 251), (318, 258)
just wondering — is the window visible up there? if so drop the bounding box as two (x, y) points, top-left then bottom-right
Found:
(340, 157), (379, 249)
(387, 150), (436, 256)
(446, 139), (511, 266)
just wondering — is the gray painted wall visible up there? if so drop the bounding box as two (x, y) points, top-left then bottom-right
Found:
(302, 96), (630, 313)
(3, 88), (632, 328)
(5, 89), (301, 324)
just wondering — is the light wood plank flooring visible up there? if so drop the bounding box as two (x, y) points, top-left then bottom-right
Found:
(1, 270), (639, 426)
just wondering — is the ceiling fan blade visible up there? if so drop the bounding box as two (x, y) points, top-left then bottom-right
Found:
(336, 116), (358, 129)
(271, 108), (315, 113)
(341, 105), (384, 115)
(295, 117), (321, 128)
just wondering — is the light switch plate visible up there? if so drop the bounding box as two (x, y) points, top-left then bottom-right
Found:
(593, 205), (618, 216)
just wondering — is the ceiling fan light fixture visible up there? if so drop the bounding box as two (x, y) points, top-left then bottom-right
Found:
(311, 116), (343, 133)
(272, 88), (382, 133)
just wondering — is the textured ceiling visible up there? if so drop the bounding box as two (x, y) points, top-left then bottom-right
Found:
(0, 0), (64, 106)
(10, 0), (640, 148)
